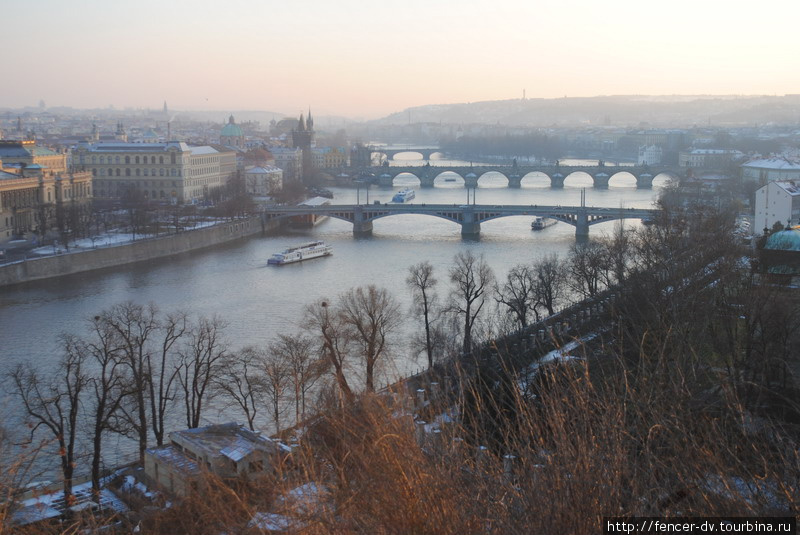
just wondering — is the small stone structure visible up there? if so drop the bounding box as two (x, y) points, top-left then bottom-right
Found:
(144, 422), (285, 497)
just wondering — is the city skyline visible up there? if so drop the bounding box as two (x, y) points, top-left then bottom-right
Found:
(4, 0), (800, 119)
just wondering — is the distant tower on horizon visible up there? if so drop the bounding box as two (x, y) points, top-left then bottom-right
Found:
(115, 122), (128, 142)
(163, 101), (169, 115)
(292, 109), (315, 182)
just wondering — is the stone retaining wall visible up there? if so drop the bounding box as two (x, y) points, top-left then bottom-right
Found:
(0, 216), (274, 287)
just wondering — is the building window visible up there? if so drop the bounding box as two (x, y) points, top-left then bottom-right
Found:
(135, 169), (140, 176)
(125, 156), (130, 164)
(135, 156), (140, 164)
(116, 169), (121, 176)
(91, 156), (96, 163)
(125, 169), (131, 176)
(92, 169), (97, 176)
(159, 156), (164, 164)
(115, 156), (120, 164)
(160, 169), (165, 176)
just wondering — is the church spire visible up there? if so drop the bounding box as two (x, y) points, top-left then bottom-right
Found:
(298, 113), (306, 131)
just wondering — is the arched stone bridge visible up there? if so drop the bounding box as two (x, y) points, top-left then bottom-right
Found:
(320, 163), (682, 189)
(370, 146), (442, 161)
(262, 203), (657, 238)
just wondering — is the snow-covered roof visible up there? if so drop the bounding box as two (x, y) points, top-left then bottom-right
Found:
(188, 145), (218, 155)
(742, 157), (800, 170)
(773, 181), (800, 196)
(246, 165), (282, 174)
(78, 141), (191, 152)
(146, 444), (202, 475)
(299, 196), (331, 207)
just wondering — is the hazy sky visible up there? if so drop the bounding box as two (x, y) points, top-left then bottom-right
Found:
(5, 0), (799, 119)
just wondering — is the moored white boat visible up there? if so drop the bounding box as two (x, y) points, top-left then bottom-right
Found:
(267, 240), (332, 265)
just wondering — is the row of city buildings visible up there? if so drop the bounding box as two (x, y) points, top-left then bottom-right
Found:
(0, 111), (347, 242)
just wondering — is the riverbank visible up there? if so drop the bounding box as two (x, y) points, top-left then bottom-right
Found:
(0, 215), (276, 287)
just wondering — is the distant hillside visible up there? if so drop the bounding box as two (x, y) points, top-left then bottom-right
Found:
(373, 95), (800, 127)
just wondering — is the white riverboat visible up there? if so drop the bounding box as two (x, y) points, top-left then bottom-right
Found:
(392, 189), (416, 203)
(531, 217), (557, 230)
(267, 240), (332, 265)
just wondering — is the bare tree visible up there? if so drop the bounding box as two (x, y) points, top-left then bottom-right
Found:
(270, 333), (326, 426)
(148, 312), (187, 446)
(406, 261), (439, 369)
(7, 344), (87, 507)
(495, 264), (537, 331)
(216, 347), (264, 431)
(103, 302), (158, 464)
(448, 251), (495, 356)
(567, 241), (606, 299)
(261, 354), (290, 433)
(338, 285), (402, 393)
(532, 253), (568, 317)
(81, 319), (128, 502)
(305, 299), (356, 405)
(178, 316), (228, 428)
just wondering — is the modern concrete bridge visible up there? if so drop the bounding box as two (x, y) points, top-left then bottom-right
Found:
(262, 203), (657, 238)
(320, 162), (681, 189)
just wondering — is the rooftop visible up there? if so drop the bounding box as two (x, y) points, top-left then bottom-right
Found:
(773, 181), (800, 196)
(169, 422), (277, 460)
(743, 157), (800, 170)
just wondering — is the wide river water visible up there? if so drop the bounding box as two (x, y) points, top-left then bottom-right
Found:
(0, 167), (668, 465)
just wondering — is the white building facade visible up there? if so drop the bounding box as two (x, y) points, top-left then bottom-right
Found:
(637, 145), (663, 166)
(73, 141), (236, 203)
(244, 165), (283, 196)
(754, 180), (800, 234)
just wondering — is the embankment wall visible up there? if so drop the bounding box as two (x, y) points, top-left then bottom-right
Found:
(0, 216), (274, 287)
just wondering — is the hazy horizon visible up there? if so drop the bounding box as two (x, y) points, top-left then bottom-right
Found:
(5, 0), (799, 120)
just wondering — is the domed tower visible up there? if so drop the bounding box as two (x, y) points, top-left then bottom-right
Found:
(220, 115), (245, 148)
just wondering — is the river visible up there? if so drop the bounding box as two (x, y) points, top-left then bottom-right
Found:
(0, 168), (667, 466)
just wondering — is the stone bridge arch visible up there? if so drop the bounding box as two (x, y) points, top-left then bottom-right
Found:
(476, 171), (509, 188)
(608, 171), (637, 188)
(563, 172), (594, 188)
(520, 172), (552, 188)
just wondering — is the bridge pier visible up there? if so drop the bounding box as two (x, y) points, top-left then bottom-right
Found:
(575, 210), (589, 239)
(378, 173), (393, 188)
(551, 173), (565, 189)
(420, 175), (435, 188)
(593, 173), (610, 189)
(464, 173), (479, 189)
(461, 208), (481, 237)
(637, 173), (653, 189)
(507, 174), (522, 188)
(353, 206), (373, 236)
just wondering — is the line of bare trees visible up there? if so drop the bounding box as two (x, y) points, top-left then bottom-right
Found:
(2, 227), (682, 509)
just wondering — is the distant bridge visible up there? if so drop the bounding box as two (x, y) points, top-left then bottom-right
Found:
(262, 203), (657, 238)
(319, 163), (683, 189)
(370, 146), (443, 161)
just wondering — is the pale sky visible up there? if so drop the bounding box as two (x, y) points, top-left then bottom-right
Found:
(4, 0), (799, 119)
